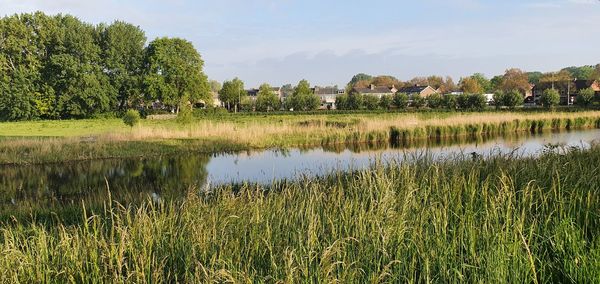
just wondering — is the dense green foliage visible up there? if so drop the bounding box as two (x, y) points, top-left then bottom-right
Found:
(255, 83), (281, 112)
(285, 80), (320, 111)
(577, 88), (595, 107)
(541, 89), (560, 108)
(218, 78), (246, 112)
(122, 109), (140, 127)
(0, 12), (209, 121)
(1, 146), (599, 282)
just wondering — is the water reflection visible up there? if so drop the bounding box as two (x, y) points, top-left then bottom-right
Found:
(1, 129), (599, 223)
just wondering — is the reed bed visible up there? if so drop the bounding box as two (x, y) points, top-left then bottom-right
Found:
(1, 146), (599, 282)
(3, 111), (600, 164)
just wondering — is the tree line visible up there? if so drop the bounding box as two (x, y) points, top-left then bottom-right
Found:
(0, 12), (210, 121)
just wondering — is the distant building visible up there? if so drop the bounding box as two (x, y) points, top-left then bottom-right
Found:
(532, 79), (599, 105)
(313, 86), (344, 109)
(397, 85), (438, 97)
(246, 86), (283, 101)
(353, 84), (398, 99)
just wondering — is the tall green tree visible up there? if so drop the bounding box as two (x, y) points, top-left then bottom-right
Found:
(143, 37), (210, 112)
(286, 80), (320, 111)
(255, 83), (280, 112)
(99, 21), (146, 109)
(218, 78), (245, 111)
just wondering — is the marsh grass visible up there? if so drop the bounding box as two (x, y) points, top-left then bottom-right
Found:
(1, 146), (599, 282)
(3, 111), (600, 164)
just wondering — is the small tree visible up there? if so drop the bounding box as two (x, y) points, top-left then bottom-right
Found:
(176, 103), (193, 124)
(426, 93), (443, 109)
(492, 91), (505, 109)
(502, 90), (523, 109)
(347, 92), (364, 110)
(457, 93), (471, 109)
(577, 88), (595, 107)
(123, 109), (140, 127)
(335, 94), (349, 110)
(469, 93), (488, 110)
(442, 95), (458, 110)
(379, 95), (393, 110)
(363, 95), (379, 110)
(393, 92), (409, 109)
(255, 83), (281, 112)
(541, 89), (560, 108)
(410, 94), (426, 109)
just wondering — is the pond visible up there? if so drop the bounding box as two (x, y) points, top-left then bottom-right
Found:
(1, 129), (599, 222)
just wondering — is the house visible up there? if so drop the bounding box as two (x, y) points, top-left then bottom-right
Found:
(246, 87), (283, 101)
(313, 86), (344, 110)
(397, 85), (438, 97)
(353, 84), (398, 99)
(532, 79), (599, 105)
(575, 80), (600, 95)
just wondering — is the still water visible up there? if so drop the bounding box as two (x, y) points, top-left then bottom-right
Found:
(1, 129), (600, 220)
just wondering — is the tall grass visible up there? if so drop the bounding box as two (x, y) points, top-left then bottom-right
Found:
(1, 146), (599, 282)
(3, 111), (600, 165)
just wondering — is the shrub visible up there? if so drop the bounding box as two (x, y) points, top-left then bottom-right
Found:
(426, 93), (443, 109)
(442, 95), (458, 110)
(541, 89), (560, 108)
(335, 94), (349, 110)
(379, 95), (393, 110)
(492, 92), (505, 109)
(122, 109), (140, 127)
(363, 95), (380, 110)
(457, 93), (471, 109)
(410, 94), (426, 109)
(176, 105), (193, 124)
(577, 88), (595, 107)
(503, 90), (523, 109)
(393, 93), (409, 109)
(469, 94), (488, 110)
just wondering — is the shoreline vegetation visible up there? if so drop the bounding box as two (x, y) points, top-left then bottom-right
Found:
(1, 144), (598, 282)
(2, 110), (600, 165)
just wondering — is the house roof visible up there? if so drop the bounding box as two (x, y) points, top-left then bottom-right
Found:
(313, 87), (340, 95)
(398, 85), (431, 94)
(354, 86), (395, 94)
(575, 80), (600, 91)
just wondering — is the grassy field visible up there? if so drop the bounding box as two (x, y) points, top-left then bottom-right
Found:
(1, 144), (598, 282)
(2, 110), (600, 164)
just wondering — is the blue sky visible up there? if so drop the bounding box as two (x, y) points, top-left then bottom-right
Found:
(1, 0), (600, 87)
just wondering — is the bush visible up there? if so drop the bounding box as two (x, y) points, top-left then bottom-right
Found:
(577, 88), (595, 107)
(541, 89), (560, 108)
(393, 93), (409, 109)
(457, 93), (471, 109)
(176, 105), (193, 124)
(363, 95), (380, 110)
(492, 92), (505, 109)
(426, 93), (443, 109)
(122, 109), (140, 127)
(503, 90), (523, 109)
(379, 95), (393, 110)
(469, 94), (488, 110)
(442, 95), (458, 110)
(410, 94), (426, 109)
(335, 94), (349, 110)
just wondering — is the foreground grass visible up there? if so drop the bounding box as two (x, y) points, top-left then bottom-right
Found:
(3, 110), (600, 164)
(1, 146), (598, 282)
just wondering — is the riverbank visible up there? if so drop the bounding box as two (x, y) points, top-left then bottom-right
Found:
(1, 144), (598, 282)
(2, 110), (600, 164)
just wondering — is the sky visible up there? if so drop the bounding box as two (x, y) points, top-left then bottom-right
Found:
(1, 0), (600, 87)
